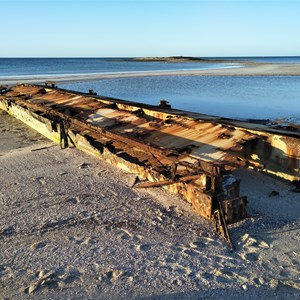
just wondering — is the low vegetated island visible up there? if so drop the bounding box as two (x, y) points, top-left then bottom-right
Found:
(132, 56), (208, 62)
(128, 56), (238, 63)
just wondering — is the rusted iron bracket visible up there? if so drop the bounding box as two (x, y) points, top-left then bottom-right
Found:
(214, 204), (234, 251)
(0, 85), (8, 94)
(59, 119), (69, 149)
(134, 175), (201, 189)
(45, 81), (57, 88)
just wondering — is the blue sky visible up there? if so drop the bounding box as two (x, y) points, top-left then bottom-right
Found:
(1, 0), (299, 57)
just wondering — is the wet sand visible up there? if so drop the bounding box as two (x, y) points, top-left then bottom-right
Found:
(1, 62), (300, 85)
(0, 110), (300, 299)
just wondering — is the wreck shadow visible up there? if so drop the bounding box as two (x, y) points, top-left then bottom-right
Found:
(242, 137), (300, 182)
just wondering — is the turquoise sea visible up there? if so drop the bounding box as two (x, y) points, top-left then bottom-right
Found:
(0, 57), (300, 122)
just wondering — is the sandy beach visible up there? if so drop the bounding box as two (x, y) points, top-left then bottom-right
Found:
(0, 108), (300, 299)
(1, 62), (300, 86)
(1, 0), (299, 297)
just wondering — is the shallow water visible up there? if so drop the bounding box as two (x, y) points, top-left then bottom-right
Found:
(61, 75), (300, 121)
(1, 58), (299, 122)
(0, 58), (229, 77)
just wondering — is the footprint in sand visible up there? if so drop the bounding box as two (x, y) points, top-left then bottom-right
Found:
(82, 237), (95, 245)
(239, 234), (267, 263)
(253, 277), (265, 285)
(190, 240), (206, 248)
(0, 226), (15, 237)
(23, 268), (82, 294)
(119, 229), (134, 240)
(78, 162), (91, 169)
(100, 269), (127, 283)
(280, 266), (300, 278)
(34, 177), (46, 185)
(174, 265), (192, 276)
(258, 240), (270, 249)
(137, 244), (151, 251)
(239, 245), (260, 262)
(0, 265), (11, 279)
(172, 279), (184, 286)
(239, 237), (270, 265)
(23, 270), (57, 294)
(67, 197), (80, 205)
(242, 252), (259, 262)
(30, 241), (47, 250)
(241, 234), (269, 249)
(183, 248), (200, 257)
(58, 268), (82, 285)
(74, 237), (95, 245)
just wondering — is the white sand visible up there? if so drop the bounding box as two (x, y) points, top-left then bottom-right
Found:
(1, 62), (300, 86)
(0, 111), (300, 299)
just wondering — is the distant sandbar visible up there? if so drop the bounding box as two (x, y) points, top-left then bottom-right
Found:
(1, 62), (300, 85)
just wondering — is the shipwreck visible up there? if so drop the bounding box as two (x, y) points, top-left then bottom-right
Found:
(0, 83), (299, 248)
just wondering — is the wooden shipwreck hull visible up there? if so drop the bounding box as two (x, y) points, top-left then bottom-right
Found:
(1, 83), (299, 246)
